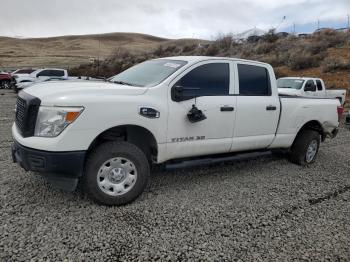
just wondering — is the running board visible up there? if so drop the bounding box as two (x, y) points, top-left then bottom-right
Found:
(165, 151), (272, 170)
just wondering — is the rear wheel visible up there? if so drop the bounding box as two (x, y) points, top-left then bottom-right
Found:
(83, 141), (149, 206)
(289, 130), (320, 166)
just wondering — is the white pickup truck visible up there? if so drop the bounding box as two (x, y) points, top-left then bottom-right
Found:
(13, 68), (68, 92)
(277, 77), (347, 106)
(11, 56), (341, 205)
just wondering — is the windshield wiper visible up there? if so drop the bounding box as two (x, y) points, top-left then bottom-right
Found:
(112, 80), (137, 86)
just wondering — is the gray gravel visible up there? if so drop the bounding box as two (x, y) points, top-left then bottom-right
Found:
(1, 89), (350, 261)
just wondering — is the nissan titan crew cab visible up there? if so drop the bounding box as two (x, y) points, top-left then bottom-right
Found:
(12, 57), (341, 205)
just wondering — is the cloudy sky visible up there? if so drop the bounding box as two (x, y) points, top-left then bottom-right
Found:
(1, 0), (350, 39)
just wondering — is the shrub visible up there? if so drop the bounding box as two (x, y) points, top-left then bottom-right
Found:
(204, 44), (220, 56)
(321, 57), (350, 72)
(261, 29), (278, 43)
(182, 44), (197, 53)
(214, 35), (233, 50)
(287, 51), (324, 70)
(254, 42), (275, 55)
(305, 41), (328, 55)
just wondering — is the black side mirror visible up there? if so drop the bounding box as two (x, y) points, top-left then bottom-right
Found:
(304, 84), (316, 92)
(171, 85), (200, 102)
(172, 85), (184, 102)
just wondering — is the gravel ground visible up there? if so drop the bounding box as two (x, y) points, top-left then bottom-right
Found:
(1, 89), (350, 261)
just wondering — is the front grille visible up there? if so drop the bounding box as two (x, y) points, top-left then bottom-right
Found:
(15, 92), (41, 137)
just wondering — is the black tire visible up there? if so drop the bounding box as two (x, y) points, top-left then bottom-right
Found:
(0, 80), (11, 89)
(83, 141), (150, 206)
(289, 130), (320, 166)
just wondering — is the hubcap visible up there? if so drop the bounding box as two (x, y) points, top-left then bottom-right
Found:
(97, 157), (137, 196)
(306, 139), (318, 163)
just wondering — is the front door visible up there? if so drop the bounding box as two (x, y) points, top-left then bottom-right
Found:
(166, 61), (236, 160)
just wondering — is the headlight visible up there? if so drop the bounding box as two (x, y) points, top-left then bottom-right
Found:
(34, 106), (84, 137)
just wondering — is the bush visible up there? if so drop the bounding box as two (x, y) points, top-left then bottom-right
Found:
(204, 44), (220, 56)
(321, 57), (350, 72)
(254, 42), (275, 55)
(313, 31), (349, 48)
(261, 29), (278, 43)
(214, 35), (233, 50)
(287, 51), (324, 70)
(305, 42), (328, 55)
(182, 44), (197, 53)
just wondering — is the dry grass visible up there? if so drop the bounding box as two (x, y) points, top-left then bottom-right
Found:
(0, 33), (208, 68)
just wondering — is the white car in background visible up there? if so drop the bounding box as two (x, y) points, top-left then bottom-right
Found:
(277, 77), (347, 106)
(13, 68), (68, 92)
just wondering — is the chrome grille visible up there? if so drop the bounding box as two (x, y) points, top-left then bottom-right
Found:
(15, 97), (26, 133)
(14, 93), (41, 137)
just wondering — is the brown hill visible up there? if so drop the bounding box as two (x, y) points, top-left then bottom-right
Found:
(70, 30), (350, 108)
(0, 32), (207, 68)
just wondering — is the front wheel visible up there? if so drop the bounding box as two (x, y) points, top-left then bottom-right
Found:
(83, 141), (150, 206)
(0, 80), (10, 89)
(289, 130), (320, 166)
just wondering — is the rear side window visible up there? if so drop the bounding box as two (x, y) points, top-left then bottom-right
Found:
(316, 80), (323, 91)
(238, 64), (271, 96)
(50, 70), (64, 77)
(305, 80), (316, 91)
(176, 63), (230, 97)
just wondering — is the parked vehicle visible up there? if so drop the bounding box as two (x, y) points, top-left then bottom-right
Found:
(11, 68), (36, 77)
(0, 72), (11, 89)
(346, 111), (350, 129)
(277, 77), (347, 106)
(11, 56), (341, 205)
(13, 68), (68, 92)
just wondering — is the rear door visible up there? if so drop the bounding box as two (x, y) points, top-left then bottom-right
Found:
(232, 63), (280, 151)
(315, 79), (325, 97)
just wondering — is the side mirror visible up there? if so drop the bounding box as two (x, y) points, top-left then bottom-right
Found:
(172, 85), (183, 102)
(304, 84), (316, 92)
(171, 85), (200, 102)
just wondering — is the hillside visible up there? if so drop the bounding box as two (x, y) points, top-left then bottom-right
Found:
(70, 30), (350, 108)
(0, 32), (207, 68)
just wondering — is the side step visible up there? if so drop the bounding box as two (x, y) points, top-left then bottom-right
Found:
(165, 151), (272, 170)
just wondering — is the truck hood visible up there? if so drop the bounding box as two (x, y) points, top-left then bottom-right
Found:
(278, 88), (301, 96)
(23, 80), (148, 106)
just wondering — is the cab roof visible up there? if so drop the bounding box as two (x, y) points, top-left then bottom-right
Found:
(159, 56), (270, 67)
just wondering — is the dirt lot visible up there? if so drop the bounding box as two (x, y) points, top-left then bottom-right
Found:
(1, 89), (350, 261)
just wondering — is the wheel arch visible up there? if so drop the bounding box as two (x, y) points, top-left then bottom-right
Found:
(87, 125), (158, 163)
(295, 120), (325, 143)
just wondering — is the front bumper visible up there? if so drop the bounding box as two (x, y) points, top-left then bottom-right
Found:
(12, 139), (86, 191)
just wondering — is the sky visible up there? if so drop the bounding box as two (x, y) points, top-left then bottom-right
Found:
(1, 0), (349, 39)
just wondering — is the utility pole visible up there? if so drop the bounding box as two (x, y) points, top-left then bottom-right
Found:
(317, 19), (320, 30)
(97, 39), (101, 77)
(293, 23), (296, 34)
(348, 14), (349, 31)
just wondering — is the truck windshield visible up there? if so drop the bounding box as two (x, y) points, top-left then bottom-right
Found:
(109, 59), (187, 87)
(277, 79), (304, 89)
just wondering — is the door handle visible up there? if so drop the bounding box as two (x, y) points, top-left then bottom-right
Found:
(220, 106), (234, 112)
(266, 105), (277, 111)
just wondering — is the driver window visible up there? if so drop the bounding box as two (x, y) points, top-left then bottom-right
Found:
(175, 63), (229, 98)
